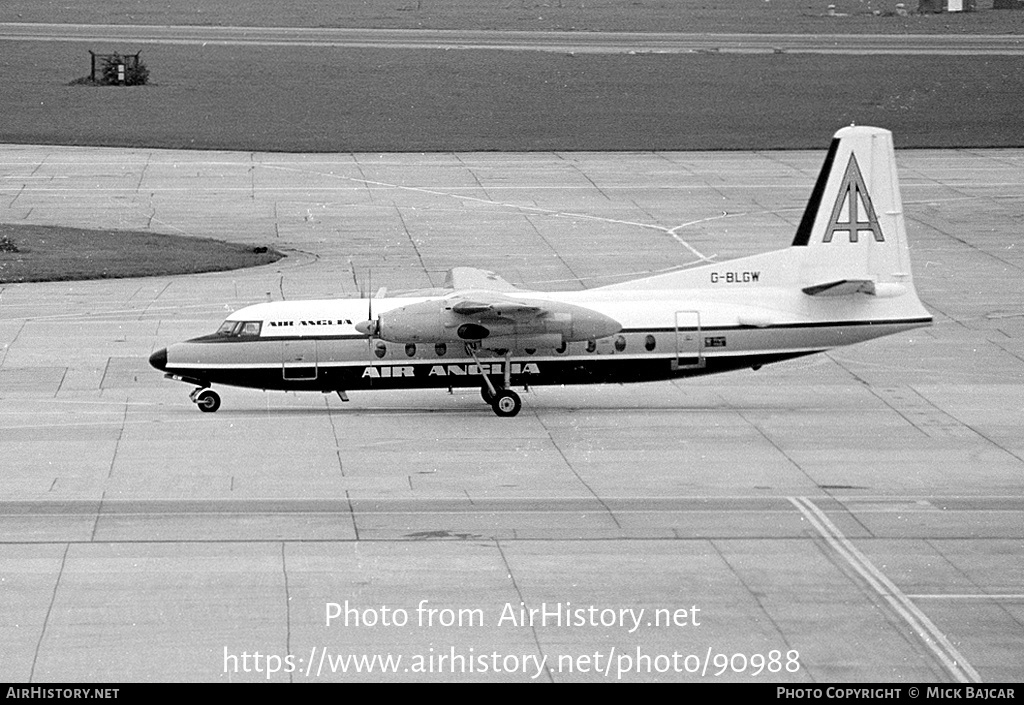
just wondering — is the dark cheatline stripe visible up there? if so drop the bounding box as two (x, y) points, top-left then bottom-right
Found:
(792, 137), (840, 247)
(165, 350), (820, 393)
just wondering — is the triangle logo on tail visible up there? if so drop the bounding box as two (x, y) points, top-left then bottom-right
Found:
(823, 154), (885, 243)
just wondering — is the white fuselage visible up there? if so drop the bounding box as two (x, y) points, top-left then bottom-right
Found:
(154, 285), (930, 394)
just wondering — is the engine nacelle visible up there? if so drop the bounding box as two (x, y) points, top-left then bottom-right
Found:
(359, 297), (621, 344)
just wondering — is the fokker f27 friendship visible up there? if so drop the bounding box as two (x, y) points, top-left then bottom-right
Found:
(150, 126), (932, 417)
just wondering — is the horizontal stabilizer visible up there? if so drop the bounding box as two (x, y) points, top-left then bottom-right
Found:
(802, 279), (876, 297)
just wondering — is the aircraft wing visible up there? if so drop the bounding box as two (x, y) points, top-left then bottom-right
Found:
(367, 288), (621, 344)
(443, 267), (523, 292)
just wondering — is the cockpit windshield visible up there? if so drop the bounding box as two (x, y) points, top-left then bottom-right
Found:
(216, 320), (262, 337)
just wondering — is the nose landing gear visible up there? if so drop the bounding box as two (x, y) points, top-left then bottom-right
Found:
(189, 387), (221, 413)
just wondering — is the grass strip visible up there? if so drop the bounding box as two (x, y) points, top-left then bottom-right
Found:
(0, 224), (282, 283)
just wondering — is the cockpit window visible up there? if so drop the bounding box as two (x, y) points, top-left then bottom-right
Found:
(217, 320), (261, 337)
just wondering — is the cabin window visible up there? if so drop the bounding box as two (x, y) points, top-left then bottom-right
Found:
(405, 343), (416, 357)
(435, 343), (447, 356)
(555, 341), (567, 354)
(614, 335), (626, 352)
(645, 335), (656, 352)
(525, 348), (536, 355)
(239, 321), (261, 337)
(374, 341), (387, 359)
(586, 339), (597, 353)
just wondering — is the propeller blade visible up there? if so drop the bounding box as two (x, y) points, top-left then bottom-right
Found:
(364, 269), (379, 370)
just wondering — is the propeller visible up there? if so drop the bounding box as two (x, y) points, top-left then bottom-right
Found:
(353, 269), (384, 378)
(354, 268), (381, 338)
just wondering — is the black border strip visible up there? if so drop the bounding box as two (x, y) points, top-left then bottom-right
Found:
(792, 137), (841, 247)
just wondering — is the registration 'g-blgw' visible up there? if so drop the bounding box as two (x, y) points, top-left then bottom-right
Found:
(150, 126), (932, 417)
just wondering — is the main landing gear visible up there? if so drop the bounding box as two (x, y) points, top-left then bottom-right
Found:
(469, 345), (522, 418)
(491, 389), (522, 418)
(480, 382), (522, 417)
(189, 387), (221, 413)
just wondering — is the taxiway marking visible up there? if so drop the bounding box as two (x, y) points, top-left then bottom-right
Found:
(789, 496), (982, 684)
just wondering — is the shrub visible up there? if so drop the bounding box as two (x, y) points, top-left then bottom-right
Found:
(0, 233), (19, 253)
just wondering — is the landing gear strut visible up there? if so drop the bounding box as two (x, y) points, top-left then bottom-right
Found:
(189, 387), (221, 413)
(468, 345), (522, 417)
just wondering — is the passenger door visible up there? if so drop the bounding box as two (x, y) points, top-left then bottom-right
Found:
(673, 311), (705, 370)
(282, 339), (318, 380)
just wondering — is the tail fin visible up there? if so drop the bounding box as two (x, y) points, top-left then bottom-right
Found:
(791, 125), (915, 296)
(598, 125), (919, 297)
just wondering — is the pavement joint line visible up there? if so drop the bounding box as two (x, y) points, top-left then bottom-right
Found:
(535, 414), (622, 530)
(708, 540), (799, 662)
(344, 490), (360, 541)
(281, 542), (293, 683)
(495, 539), (554, 683)
(29, 543), (70, 683)
(732, 409), (828, 503)
(789, 496), (982, 684)
(907, 386), (1024, 466)
(522, 215), (584, 287)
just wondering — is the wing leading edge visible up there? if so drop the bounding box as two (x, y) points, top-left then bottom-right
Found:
(443, 267), (522, 292)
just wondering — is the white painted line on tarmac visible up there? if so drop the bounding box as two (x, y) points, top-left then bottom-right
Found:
(789, 495), (982, 684)
(906, 594), (1024, 600)
(261, 162), (715, 262)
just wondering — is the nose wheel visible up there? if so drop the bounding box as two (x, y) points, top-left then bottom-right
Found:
(189, 387), (221, 413)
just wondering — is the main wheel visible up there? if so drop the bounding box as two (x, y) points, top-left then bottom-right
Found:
(195, 389), (221, 413)
(491, 389), (522, 418)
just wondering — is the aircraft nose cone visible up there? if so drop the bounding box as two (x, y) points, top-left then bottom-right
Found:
(149, 347), (168, 371)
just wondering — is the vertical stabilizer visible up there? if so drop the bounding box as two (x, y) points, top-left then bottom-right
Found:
(791, 126), (913, 292)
